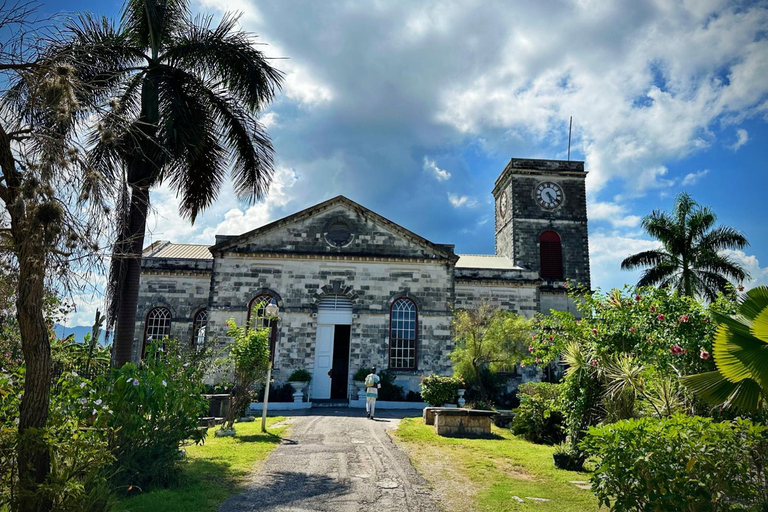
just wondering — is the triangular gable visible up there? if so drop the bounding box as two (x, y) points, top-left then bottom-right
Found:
(210, 195), (457, 262)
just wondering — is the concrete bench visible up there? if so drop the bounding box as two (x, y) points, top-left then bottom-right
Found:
(423, 406), (458, 425)
(433, 408), (497, 437)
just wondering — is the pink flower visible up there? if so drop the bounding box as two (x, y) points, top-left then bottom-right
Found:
(679, 315), (690, 323)
(563, 281), (568, 287)
(670, 344), (686, 355)
(528, 346), (534, 353)
(592, 328), (598, 335)
(590, 359), (598, 366)
(531, 334), (536, 340)
(629, 326), (636, 333)
(657, 314), (665, 321)
(535, 358), (540, 364)
(699, 349), (710, 360)
(650, 305), (656, 313)
(635, 295), (641, 301)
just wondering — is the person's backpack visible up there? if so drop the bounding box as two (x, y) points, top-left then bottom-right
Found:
(365, 373), (376, 387)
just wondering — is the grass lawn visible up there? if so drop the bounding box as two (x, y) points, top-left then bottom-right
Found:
(112, 417), (289, 512)
(393, 417), (599, 512)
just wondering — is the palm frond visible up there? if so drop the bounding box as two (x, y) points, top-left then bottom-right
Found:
(620, 249), (672, 270)
(163, 11), (283, 110)
(682, 371), (763, 412)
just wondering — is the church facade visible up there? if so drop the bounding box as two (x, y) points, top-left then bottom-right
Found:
(133, 158), (590, 398)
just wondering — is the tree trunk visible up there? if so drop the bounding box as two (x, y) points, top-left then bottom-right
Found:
(15, 232), (52, 512)
(113, 185), (150, 366)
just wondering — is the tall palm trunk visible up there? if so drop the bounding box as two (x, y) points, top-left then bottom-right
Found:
(113, 184), (150, 366)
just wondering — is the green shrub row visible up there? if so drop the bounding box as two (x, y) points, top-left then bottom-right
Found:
(582, 414), (768, 512)
(420, 374), (462, 406)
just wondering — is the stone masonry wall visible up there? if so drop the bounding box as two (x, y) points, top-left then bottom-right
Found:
(454, 281), (540, 318)
(205, 255), (455, 396)
(133, 270), (212, 360)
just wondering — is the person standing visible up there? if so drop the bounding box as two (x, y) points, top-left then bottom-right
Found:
(365, 366), (381, 420)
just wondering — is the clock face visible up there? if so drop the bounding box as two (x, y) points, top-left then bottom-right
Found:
(536, 182), (563, 210)
(499, 191), (508, 218)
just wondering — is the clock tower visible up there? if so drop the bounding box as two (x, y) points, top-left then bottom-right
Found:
(493, 158), (590, 313)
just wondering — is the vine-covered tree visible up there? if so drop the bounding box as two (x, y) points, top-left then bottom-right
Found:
(621, 192), (749, 301)
(1, 3), (110, 508)
(57, 0), (283, 366)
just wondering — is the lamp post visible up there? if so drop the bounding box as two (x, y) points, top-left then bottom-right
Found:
(261, 299), (279, 433)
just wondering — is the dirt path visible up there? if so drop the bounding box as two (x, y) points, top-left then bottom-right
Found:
(218, 410), (440, 512)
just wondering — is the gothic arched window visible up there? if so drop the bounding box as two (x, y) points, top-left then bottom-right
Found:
(144, 306), (171, 356)
(192, 308), (208, 348)
(540, 230), (563, 280)
(389, 298), (417, 370)
(247, 294), (278, 362)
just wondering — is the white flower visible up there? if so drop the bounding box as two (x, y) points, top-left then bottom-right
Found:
(79, 382), (86, 388)
(132, 378), (139, 386)
(72, 371), (78, 377)
(14, 418), (19, 425)
(78, 398), (87, 405)
(183, 363), (190, 368)
(95, 399), (102, 405)
(92, 409), (97, 415)
(162, 380), (167, 387)
(126, 378), (133, 383)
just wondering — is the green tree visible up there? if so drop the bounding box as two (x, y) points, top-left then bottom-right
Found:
(450, 304), (531, 401)
(223, 318), (270, 431)
(58, 0), (283, 366)
(621, 192), (749, 301)
(682, 286), (768, 412)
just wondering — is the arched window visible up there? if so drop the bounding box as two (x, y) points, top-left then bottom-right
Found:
(144, 306), (171, 356)
(389, 298), (417, 370)
(540, 230), (563, 280)
(192, 308), (208, 348)
(247, 294), (278, 362)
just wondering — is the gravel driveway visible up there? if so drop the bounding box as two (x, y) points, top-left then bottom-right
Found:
(217, 409), (440, 512)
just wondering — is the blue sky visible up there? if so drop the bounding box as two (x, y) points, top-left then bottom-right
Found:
(44, 0), (768, 326)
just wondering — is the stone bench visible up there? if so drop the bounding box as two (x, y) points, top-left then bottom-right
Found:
(432, 408), (497, 437)
(423, 406), (458, 425)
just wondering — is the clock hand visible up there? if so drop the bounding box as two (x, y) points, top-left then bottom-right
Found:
(546, 191), (555, 202)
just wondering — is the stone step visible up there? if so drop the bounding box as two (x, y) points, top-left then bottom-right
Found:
(311, 399), (349, 408)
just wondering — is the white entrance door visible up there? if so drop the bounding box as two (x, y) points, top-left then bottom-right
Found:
(312, 295), (353, 400)
(312, 324), (335, 399)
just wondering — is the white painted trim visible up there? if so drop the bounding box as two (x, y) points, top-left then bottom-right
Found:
(248, 401), (312, 412)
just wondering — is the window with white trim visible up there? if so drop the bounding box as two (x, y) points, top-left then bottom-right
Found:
(389, 298), (417, 370)
(192, 308), (208, 348)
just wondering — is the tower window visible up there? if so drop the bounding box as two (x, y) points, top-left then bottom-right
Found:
(540, 231), (563, 280)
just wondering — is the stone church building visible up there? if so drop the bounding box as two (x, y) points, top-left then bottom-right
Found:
(134, 158), (590, 399)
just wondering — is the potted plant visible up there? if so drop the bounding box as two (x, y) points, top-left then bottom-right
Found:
(287, 369), (312, 394)
(552, 442), (585, 471)
(352, 367), (369, 391)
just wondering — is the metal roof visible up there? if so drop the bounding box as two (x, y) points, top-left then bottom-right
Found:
(455, 254), (523, 270)
(143, 241), (212, 260)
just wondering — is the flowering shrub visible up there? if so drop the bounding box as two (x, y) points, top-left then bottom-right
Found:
(1, 368), (115, 511)
(420, 374), (462, 406)
(582, 415), (768, 511)
(94, 338), (209, 491)
(510, 382), (565, 444)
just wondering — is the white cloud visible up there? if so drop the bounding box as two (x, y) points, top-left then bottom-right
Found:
(423, 157), (451, 181)
(680, 169), (709, 186)
(722, 249), (768, 289)
(448, 194), (477, 208)
(589, 231), (662, 291)
(260, 111), (279, 130)
(730, 128), (749, 151)
(588, 201), (641, 228)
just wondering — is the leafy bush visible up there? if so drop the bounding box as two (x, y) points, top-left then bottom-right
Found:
(257, 382), (294, 403)
(287, 369), (312, 382)
(95, 339), (208, 491)
(582, 414), (768, 511)
(420, 374), (462, 406)
(405, 390), (422, 402)
(377, 369), (405, 401)
(224, 319), (271, 430)
(352, 367), (369, 382)
(1, 367), (115, 511)
(511, 382), (565, 444)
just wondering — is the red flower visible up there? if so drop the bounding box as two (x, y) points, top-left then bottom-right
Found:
(590, 359), (598, 366)
(657, 314), (665, 321)
(699, 349), (710, 360)
(650, 305), (656, 313)
(528, 345), (534, 353)
(635, 295), (641, 301)
(630, 326), (636, 333)
(670, 344), (686, 355)
(592, 328), (598, 335)
(679, 314), (690, 323)
(548, 336), (553, 341)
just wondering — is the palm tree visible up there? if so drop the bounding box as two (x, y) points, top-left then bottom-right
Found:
(59, 0), (283, 365)
(682, 286), (768, 412)
(621, 192), (749, 301)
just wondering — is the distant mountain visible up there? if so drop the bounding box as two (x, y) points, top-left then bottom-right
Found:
(53, 324), (107, 345)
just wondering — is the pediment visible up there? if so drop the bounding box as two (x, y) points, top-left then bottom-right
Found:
(210, 196), (456, 262)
